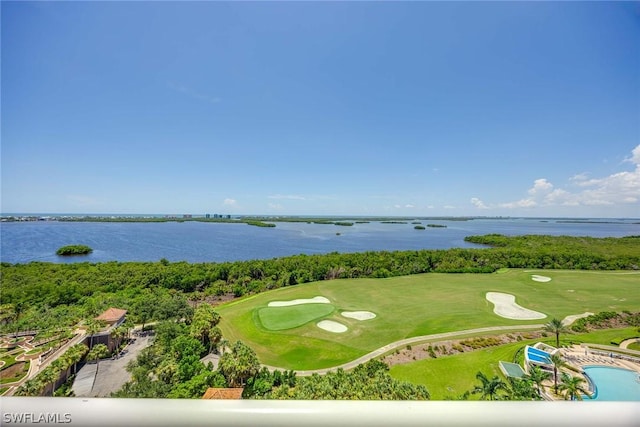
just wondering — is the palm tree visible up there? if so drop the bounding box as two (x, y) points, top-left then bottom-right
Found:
(68, 344), (88, 375)
(39, 367), (59, 396)
(87, 344), (110, 369)
(20, 378), (44, 396)
(110, 326), (128, 354)
(544, 318), (570, 348)
(505, 377), (539, 400)
(85, 319), (102, 348)
(122, 319), (134, 340)
(527, 365), (551, 397)
(471, 371), (508, 401)
(558, 372), (591, 400)
(549, 353), (566, 395)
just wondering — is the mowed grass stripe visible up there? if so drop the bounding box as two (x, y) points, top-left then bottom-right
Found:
(216, 269), (640, 370)
(258, 304), (336, 331)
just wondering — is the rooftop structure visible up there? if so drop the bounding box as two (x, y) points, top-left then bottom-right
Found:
(202, 388), (244, 400)
(95, 308), (127, 328)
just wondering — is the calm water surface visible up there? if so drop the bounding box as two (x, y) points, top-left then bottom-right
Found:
(583, 366), (640, 401)
(1, 218), (638, 264)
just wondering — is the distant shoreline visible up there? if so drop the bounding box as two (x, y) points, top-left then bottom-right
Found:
(2, 214), (639, 224)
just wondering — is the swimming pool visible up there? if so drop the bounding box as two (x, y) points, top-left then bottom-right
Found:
(525, 345), (551, 365)
(583, 366), (640, 401)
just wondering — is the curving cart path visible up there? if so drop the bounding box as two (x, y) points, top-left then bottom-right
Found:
(264, 323), (545, 376)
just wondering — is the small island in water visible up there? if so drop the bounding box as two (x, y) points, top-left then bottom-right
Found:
(56, 245), (93, 256)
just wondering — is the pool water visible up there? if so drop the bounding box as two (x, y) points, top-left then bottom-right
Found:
(583, 366), (640, 401)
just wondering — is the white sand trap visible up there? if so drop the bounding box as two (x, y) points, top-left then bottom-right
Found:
(341, 311), (376, 320)
(486, 292), (547, 320)
(561, 312), (594, 326)
(531, 275), (552, 282)
(268, 296), (330, 307)
(317, 320), (348, 333)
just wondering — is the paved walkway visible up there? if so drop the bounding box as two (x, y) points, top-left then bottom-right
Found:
(264, 324), (545, 375)
(72, 333), (154, 397)
(620, 338), (640, 349)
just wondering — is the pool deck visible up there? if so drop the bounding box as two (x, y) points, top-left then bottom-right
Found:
(560, 345), (640, 373)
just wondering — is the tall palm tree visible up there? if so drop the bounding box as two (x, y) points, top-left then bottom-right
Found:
(558, 372), (591, 400)
(472, 371), (508, 401)
(86, 319), (102, 348)
(544, 318), (570, 348)
(549, 353), (566, 395)
(87, 344), (110, 370)
(69, 344), (88, 375)
(527, 365), (552, 397)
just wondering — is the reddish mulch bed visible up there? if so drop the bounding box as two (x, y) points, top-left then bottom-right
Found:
(382, 331), (545, 367)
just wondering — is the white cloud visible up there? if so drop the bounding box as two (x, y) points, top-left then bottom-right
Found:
(527, 178), (553, 195)
(405, 204), (415, 208)
(499, 198), (537, 209)
(268, 203), (284, 210)
(625, 144), (640, 164)
(570, 173), (589, 183)
(223, 198), (237, 206)
(470, 197), (488, 209)
(476, 144), (640, 213)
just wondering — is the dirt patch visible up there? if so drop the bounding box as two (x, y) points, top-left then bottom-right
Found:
(0, 361), (27, 380)
(381, 331), (545, 367)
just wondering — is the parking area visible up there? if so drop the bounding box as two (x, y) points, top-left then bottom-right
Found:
(72, 333), (153, 397)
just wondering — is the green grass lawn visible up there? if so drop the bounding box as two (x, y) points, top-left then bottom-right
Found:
(216, 269), (640, 370)
(389, 327), (639, 400)
(258, 304), (336, 331)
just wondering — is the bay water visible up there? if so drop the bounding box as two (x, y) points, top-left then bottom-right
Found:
(1, 218), (638, 264)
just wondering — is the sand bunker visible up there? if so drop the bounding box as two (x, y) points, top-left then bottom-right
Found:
(317, 320), (348, 333)
(341, 311), (376, 320)
(486, 292), (547, 320)
(531, 275), (551, 282)
(561, 312), (594, 326)
(268, 296), (330, 307)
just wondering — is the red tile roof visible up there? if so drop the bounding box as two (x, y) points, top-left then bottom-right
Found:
(95, 308), (127, 323)
(202, 388), (244, 400)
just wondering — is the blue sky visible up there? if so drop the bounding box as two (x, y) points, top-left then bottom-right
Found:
(2, 1), (639, 217)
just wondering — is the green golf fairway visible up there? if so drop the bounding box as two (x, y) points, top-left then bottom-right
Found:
(217, 269), (640, 370)
(258, 304), (336, 331)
